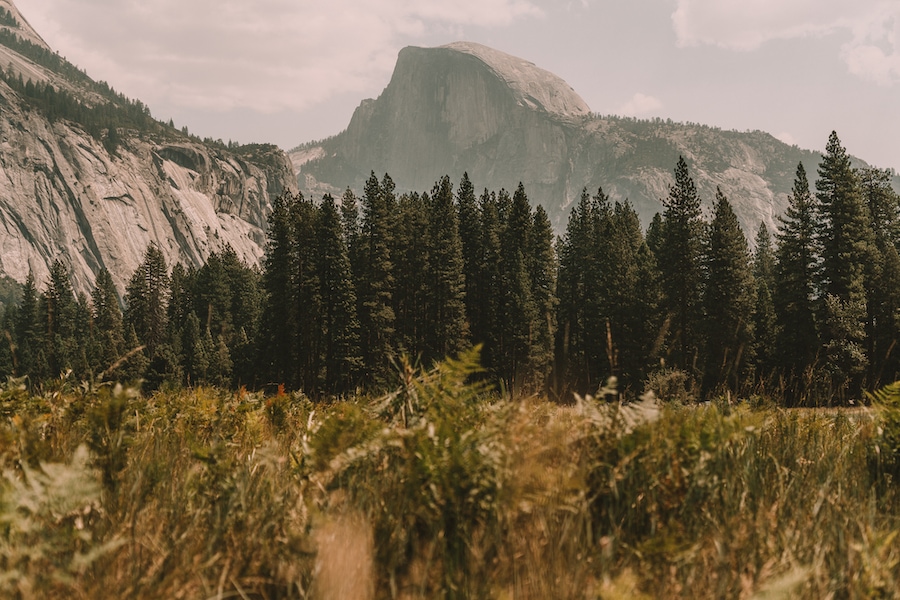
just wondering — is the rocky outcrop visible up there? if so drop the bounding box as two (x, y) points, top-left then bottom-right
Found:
(293, 42), (897, 235)
(0, 0), (296, 295)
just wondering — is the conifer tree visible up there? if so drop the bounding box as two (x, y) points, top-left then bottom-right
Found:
(317, 193), (362, 393)
(555, 189), (596, 392)
(291, 195), (323, 392)
(527, 204), (556, 384)
(476, 189), (503, 373)
(703, 188), (757, 393)
(124, 244), (170, 359)
(815, 132), (874, 397)
(774, 163), (820, 378)
(358, 172), (397, 386)
(497, 183), (537, 392)
(425, 175), (469, 363)
(259, 191), (299, 387)
(859, 168), (900, 385)
(15, 271), (43, 378)
(40, 260), (77, 377)
(752, 223), (777, 375)
(605, 201), (660, 389)
(658, 156), (704, 374)
(392, 191), (429, 359)
(457, 172), (482, 335)
(90, 268), (125, 377)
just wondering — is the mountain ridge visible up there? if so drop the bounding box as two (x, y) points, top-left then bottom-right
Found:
(292, 42), (898, 236)
(0, 0), (296, 295)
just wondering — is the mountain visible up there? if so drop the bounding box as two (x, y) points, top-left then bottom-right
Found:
(0, 0), (296, 294)
(292, 42), (898, 235)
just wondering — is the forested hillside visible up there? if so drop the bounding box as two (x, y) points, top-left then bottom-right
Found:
(1, 131), (896, 404)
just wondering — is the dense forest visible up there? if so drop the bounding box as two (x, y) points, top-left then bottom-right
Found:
(0, 131), (897, 404)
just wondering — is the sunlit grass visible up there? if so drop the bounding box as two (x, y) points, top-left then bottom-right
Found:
(0, 361), (898, 598)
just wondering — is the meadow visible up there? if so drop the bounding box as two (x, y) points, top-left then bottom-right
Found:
(2, 350), (900, 599)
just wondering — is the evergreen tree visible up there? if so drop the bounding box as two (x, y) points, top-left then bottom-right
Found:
(658, 156), (704, 374)
(605, 201), (659, 390)
(424, 175), (469, 363)
(259, 191), (300, 387)
(317, 193), (362, 393)
(124, 244), (170, 358)
(39, 260), (78, 377)
(15, 271), (42, 379)
(774, 163), (820, 379)
(291, 195), (323, 392)
(497, 183), (538, 392)
(702, 188), (757, 393)
(457, 172), (482, 339)
(527, 204), (557, 387)
(752, 223), (777, 375)
(476, 189), (503, 374)
(859, 168), (900, 385)
(392, 191), (430, 359)
(358, 173), (397, 386)
(90, 268), (125, 378)
(815, 132), (874, 398)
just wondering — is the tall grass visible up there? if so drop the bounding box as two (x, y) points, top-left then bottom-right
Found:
(0, 360), (899, 598)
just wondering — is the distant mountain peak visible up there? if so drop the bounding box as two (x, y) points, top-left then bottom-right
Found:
(435, 41), (591, 121)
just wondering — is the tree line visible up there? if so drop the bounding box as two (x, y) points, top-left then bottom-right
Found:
(0, 131), (897, 403)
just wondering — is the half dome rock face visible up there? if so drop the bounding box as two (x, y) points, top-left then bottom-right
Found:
(438, 42), (591, 121)
(294, 41), (898, 237)
(304, 42), (589, 203)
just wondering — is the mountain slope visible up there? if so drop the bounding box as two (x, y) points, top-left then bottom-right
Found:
(0, 0), (295, 294)
(293, 42), (897, 235)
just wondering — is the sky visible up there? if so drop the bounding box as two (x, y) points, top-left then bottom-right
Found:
(15, 0), (900, 171)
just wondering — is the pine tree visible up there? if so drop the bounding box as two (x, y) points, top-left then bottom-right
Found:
(291, 195), (323, 392)
(476, 189), (503, 374)
(358, 172), (397, 386)
(859, 168), (900, 385)
(815, 132), (874, 398)
(658, 156), (704, 374)
(527, 204), (556, 386)
(90, 268), (125, 378)
(497, 183), (538, 392)
(424, 175), (469, 363)
(124, 244), (170, 358)
(317, 193), (362, 393)
(703, 188), (757, 393)
(259, 191), (299, 387)
(457, 172), (482, 338)
(15, 271), (43, 379)
(752, 223), (777, 375)
(392, 191), (429, 359)
(605, 201), (660, 390)
(39, 260), (77, 377)
(774, 162), (820, 379)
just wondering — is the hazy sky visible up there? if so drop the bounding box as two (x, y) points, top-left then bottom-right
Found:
(16, 0), (900, 170)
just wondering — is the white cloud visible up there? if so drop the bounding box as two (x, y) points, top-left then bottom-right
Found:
(671, 0), (900, 85)
(618, 93), (663, 117)
(775, 132), (796, 146)
(18, 0), (543, 114)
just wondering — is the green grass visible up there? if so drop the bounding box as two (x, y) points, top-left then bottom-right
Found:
(1, 357), (899, 598)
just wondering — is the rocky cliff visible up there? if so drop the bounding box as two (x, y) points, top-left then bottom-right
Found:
(0, 0), (295, 295)
(293, 42), (897, 236)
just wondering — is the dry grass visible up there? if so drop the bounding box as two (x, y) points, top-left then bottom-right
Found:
(0, 364), (899, 598)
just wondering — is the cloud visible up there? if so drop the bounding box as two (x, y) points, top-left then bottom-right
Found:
(19, 0), (543, 114)
(671, 0), (900, 85)
(618, 93), (663, 117)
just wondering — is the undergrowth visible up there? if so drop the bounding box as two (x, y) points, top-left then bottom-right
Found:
(0, 354), (898, 598)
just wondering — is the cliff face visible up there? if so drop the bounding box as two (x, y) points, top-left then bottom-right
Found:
(293, 42), (896, 235)
(0, 0), (296, 294)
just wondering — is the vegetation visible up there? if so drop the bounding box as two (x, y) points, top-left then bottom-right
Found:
(0, 353), (899, 598)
